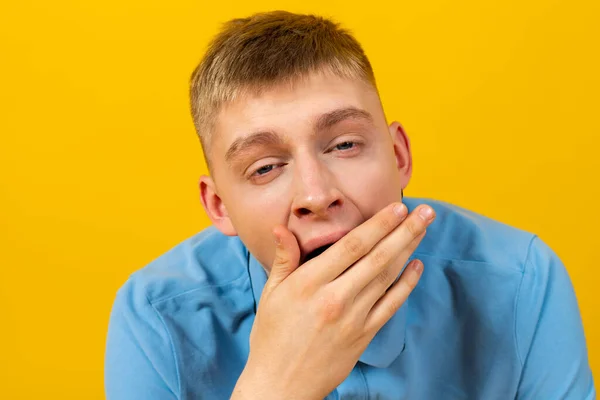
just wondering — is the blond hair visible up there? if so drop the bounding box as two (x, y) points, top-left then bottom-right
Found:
(189, 11), (377, 165)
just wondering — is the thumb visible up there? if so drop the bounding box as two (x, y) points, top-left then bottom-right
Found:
(264, 225), (301, 292)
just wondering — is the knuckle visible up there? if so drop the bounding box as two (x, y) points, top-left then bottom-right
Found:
(401, 276), (417, 291)
(397, 271), (419, 293)
(378, 214), (394, 232)
(405, 218), (423, 238)
(296, 274), (318, 299)
(315, 291), (345, 324)
(343, 235), (365, 257)
(372, 248), (389, 267)
(387, 299), (401, 317)
(272, 252), (287, 267)
(375, 267), (392, 287)
(339, 319), (357, 340)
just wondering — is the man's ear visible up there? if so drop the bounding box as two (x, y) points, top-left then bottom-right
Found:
(199, 175), (237, 236)
(389, 121), (413, 190)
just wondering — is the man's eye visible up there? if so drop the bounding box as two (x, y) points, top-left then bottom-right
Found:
(254, 164), (275, 176)
(334, 141), (356, 151)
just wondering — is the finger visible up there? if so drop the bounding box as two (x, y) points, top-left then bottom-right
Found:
(307, 202), (409, 283)
(352, 229), (426, 313)
(364, 259), (423, 333)
(333, 204), (434, 300)
(263, 225), (301, 296)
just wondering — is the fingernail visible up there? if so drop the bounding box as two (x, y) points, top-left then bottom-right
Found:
(418, 206), (433, 221)
(412, 260), (423, 273)
(274, 231), (281, 245)
(394, 203), (407, 216)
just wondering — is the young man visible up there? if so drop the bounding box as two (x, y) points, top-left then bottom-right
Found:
(105, 11), (595, 399)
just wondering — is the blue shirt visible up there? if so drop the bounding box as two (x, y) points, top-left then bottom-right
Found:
(105, 198), (595, 399)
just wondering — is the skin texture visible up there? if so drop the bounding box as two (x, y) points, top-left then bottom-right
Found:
(200, 71), (413, 269)
(199, 70), (435, 399)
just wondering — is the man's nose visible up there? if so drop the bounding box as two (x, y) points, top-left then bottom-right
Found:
(291, 158), (343, 219)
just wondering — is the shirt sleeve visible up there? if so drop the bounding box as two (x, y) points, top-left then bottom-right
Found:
(515, 236), (596, 399)
(105, 281), (180, 400)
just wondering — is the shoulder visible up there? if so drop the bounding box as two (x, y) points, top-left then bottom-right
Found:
(113, 226), (251, 312)
(404, 197), (537, 271)
(105, 227), (253, 398)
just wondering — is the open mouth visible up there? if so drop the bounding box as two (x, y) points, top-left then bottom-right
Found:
(302, 243), (335, 265)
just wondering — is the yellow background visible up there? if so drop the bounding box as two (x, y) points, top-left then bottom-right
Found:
(1, 0), (598, 398)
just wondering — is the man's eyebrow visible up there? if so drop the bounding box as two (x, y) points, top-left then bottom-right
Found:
(225, 130), (285, 164)
(314, 107), (374, 132)
(224, 107), (373, 165)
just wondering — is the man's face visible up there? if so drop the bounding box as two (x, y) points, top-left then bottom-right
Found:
(200, 70), (412, 272)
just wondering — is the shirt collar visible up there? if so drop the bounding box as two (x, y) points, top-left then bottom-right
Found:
(247, 253), (407, 369)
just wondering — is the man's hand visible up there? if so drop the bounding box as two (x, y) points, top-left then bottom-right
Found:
(231, 203), (435, 400)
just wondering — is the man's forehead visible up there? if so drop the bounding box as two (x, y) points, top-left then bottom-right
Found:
(213, 73), (380, 148)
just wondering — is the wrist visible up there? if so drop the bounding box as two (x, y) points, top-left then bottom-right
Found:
(230, 366), (283, 400)
(232, 359), (324, 400)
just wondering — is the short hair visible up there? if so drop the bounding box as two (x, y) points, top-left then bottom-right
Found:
(189, 10), (377, 167)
